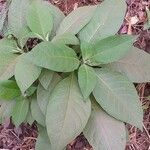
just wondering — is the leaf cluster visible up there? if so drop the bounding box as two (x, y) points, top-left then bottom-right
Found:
(0, 0), (150, 150)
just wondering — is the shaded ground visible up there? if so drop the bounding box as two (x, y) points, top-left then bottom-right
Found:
(0, 0), (150, 149)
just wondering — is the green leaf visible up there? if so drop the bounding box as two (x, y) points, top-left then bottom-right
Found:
(79, 0), (126, 42)
(0, 100), (15, 123)
(31, 96), (45, 127)
(105, 47), (150, 83)
(15, 54), (41, 94)
(12, 97), (29, 127)
(42, 1), (65, 38)
(26, 1), (53, 40)
(46, 74), (91, 150)
(93, 68), (143, 129)
(56, 5), (97, 35)
(0, 80), (21, 100)
(37, 73), (61, 115)
(25, 109), (34, 125)
(85, 35), (135, 66)
(0, 39), (19, 80)
(8, 0), (31, 37)
(84, 100), (126, 150)
(26, 41), (80, 72)
(39, 69), (54, 90)
(78, 64), (97, 99)
(80, 41), (94, 62)
(52, 33), (79, 45)
(35, 128), (51, 150)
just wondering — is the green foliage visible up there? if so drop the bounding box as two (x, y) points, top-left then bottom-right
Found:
(0, 0), (150, 149)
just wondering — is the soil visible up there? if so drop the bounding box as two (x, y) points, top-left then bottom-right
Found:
(0, 0), (150, 150)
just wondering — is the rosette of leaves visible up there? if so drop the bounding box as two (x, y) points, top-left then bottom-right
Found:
(0, 0), (150, 150)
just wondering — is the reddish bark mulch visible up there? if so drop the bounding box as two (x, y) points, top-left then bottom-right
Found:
(0, 0), (150, 150)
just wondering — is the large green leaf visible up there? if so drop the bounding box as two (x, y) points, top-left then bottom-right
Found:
(93, 68), (143, 129)
(8, 0), (31, 37)
(0, 80), (21, 100)
(105, 47), (150, 83)
(26, 1), (53, 40)
(12, 97), (29, 127)
(15, 54), (41, 94)
(0, 100), (15, 123)
(26, 42), (80, 72)
(43, 1), (65, 38)
(39, 69), (54, 90)
(46, 74), (91, 150)
(78, 64), (97, 99)
(56, 5), (97, 35)
(25, 109), (34, 125)
(79, 0), (126, 42)
(31, 96), (45, 127)
(0, 39), (19, 80)
(35, 127), (51, 150)
(85, 35), (134, 66)
(37, 73), (61, 115)
(84, 100), (126, 150)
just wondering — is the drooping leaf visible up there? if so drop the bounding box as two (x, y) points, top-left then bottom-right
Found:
(0, 80), (21, 100)
(0, 100), (15, 123)
(8, 0), (31, 37)
(26, 0), (53, 40)
(56, 5), (97, 35)
(12, 97), (29, 127)
(15, 54), (41, 94)
(46, 74), (91, 150)
(39, 69), (54, 90)
(26, 42), (80, 72)
(37, 73), (61, 115)
(84, 35), (135, 66)
(84, 100), (126, 150)
(52, 33), (79, 45)
(105, 47), (150, 83)
(93, 68), (143, 129)
(78, 64), (97, 99)
(31, 96), (45, 127)
(35, 127), (51, 150)
(79, 0), (126, 42)
(25, 109), (34, 125)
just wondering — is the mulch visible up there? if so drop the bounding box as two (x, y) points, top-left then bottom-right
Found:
(0, 0), (150, 150)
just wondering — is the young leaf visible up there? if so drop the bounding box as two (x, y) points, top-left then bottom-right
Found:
(8, 0), (31, 37)
(85, 35), (135, 66)
(56, 5), (97, 35)
(37, 73), (61, 115)
(46, 74), (91, 150)
(35, 127), (51, 150)
(79, 0), (126, 42)
(0, 80), (21, 100)
(26, 1), (53, 40)
(12, 97), (29, 127)
(105, 47), (150, 83)
(78, 64), (97, 99)
(0, 100), (15, 123)
(39, 69), (54, 90)
(26, 42), (80, 72)
(93, 68), (143, 129)
(31, 96), (45, 127)
(15, 54), (41, 94)
(52, 33), (79, 45)
(84, 100), (126, 150)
